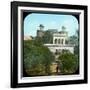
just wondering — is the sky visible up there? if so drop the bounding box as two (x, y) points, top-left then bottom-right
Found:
(24, 13), (79, 37)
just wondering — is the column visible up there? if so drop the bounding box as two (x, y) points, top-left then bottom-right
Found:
(63, 39), (66, 45)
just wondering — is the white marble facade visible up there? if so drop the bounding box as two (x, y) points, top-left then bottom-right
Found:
(44, 31), (75, 54)
(53, 32), (68, 45)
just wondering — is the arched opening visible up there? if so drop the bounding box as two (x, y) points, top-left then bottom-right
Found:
(58, 39), (60, 44)
(55, 39), (57, 44)
(65, 40), (68, 44)
(61, 39), (63, 44)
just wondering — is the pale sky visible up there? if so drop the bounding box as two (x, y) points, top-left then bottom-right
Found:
(24, 13), (79, 37)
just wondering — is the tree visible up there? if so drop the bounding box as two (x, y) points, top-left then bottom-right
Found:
(58, 52), (79, 74)
(24, 40), (55, 76)
(69, 35), (78, 45)
(69, 30), (79, 55)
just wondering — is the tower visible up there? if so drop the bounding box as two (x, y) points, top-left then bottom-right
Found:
(39, 24), (44, 31)
(37, 24), (45, 37)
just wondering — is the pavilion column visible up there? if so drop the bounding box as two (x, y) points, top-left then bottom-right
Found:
(60, 39), (61, 45)
(53, 38), (54, 44)
(57, 39), (58, 44)
(63, 39), (65, 45)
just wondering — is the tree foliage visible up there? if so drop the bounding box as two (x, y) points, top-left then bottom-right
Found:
(24, 40), (55, 76)
(58, 52), (79, 74)
(69, 30), (79, 55)
(69, 35), (77, 45)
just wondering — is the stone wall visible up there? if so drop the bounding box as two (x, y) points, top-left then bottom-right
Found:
(44, 44), (74, 54)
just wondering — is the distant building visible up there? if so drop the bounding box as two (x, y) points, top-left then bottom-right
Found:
(37, 30), (44, 37)
(24, 36), (32, 40)
(37, 29), (58, 38)
(36, 24), (74, 53)
(47, 29), (58, 34)
(53, 30), (68, 45)
(44, 27), (75, 54)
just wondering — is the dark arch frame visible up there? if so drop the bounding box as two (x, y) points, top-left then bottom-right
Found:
(55, 39), (57, 44)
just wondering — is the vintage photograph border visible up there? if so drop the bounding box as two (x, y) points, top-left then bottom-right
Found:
(11, 1), (88, 88)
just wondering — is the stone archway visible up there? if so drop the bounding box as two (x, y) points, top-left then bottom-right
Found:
(55, 39), (57, 44)
(58, 39), (60, 44)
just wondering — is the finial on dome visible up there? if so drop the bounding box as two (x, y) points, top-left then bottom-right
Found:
(62, 26), (66, 31)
